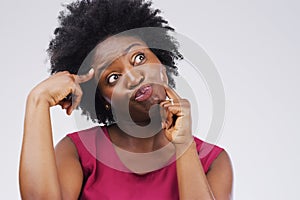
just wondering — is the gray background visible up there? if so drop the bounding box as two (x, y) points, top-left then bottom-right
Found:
(0, 0), (299, 199)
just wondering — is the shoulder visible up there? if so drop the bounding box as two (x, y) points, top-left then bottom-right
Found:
(67, 126), (102, 142)
(55, 136), (78, 158)
(66, 126), (105, 152)
(193, 137), (224, 173)
(193, 137), (233, 198)
(206, 149), (233, 199)
(61, 126), (108, 170)
(208, 150), (232, 173)
(193, 137), (224, 157)
(54, 135), (87, 199)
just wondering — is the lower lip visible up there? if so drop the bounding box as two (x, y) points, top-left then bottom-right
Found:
(135, 86), (153, 102)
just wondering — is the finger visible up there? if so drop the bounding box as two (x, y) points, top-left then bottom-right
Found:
(162, 105), (175, 129)
(63, 93), (72, 102)
(61, 101), (72, 109)
(161, 121), (167, 129)
(68, 87), (83, 115)
(62, 101), (72, 109)
(75, 68), (94, 84)
(160, 98), (178, 107)
(160, 99), (171, 107)
(164, 85), (181, 100)
(161, 100), (180, 108)
(163, 104), (184, 128)
(164, 129), (173, 142)
(161, 99), (190, 112)
(160, 104), (167, 123)
(166, 105), (184, 117)
(165, 109), (174, 129)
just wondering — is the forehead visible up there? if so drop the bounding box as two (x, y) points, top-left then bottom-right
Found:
(92, 36), (148, 67)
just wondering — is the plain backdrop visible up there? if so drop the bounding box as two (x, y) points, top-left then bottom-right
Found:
(1, 0), (299, 199)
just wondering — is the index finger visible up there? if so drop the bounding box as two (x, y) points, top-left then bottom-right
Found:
(75, 68), (95, 83)
(164, 84), (181, 100)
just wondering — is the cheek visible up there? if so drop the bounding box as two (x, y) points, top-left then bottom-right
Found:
(97, 83), (113, 103)
(156, 85), (167, 98)
(106, 86), (128, 105)
(143, 64), (169, 85)
(160, 68), (168, 85)
(103, 91), (113, 102)
(149, 84), (166, 101)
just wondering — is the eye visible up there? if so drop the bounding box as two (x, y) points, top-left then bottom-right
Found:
(133, 53), (146, 65)
(107, 73), (121, 84)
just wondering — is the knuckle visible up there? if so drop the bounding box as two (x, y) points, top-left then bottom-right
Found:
(76, 96), (82, 103)
(70, 81), (77, 88)
(67, 73), (76, 81)
(186, 101), (191, 107)
(182, 99), (190, 106)
(65, 76), (74, 85)
(62, 71), (70, 74)
(58, 71), (70, 76)
(77, 89), (83, 96)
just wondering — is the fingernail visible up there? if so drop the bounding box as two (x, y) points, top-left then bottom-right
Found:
(68, 107), (73, 115)
(161, 122), (165, 129)
(89, 68), (94, 74)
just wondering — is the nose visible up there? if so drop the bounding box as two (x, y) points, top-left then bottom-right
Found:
(124, 68), (145, 90)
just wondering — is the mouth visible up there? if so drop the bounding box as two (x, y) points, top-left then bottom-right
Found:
(134, 84), (153, 102)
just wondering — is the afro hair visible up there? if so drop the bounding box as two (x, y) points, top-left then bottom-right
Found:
(48, 0), (182, 125)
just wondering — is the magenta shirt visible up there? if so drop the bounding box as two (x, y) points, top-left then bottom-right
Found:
(67, 126), (223, 200)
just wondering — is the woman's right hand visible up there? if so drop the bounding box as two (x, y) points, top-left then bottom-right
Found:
(29, 68), (94, 115)
(20, 69), (94, 200)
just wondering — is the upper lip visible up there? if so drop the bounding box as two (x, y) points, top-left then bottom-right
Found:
(133, 83), (152, 100)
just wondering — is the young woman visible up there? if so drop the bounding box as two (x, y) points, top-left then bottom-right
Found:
(19, 0), (233, 199)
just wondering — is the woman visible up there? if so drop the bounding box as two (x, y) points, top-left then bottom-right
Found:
(19, 0), (233, 199)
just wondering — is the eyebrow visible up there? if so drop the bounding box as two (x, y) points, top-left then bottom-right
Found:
(96, 43), (144, 76)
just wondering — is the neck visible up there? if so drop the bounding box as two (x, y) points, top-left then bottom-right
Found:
(107, 124), (169, 153)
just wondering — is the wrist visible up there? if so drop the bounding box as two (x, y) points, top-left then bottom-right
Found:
(27, 88), (52, 108)
(174, 139), (196, 158)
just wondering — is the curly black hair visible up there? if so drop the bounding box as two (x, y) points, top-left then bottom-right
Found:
(48, 0), (182, 125)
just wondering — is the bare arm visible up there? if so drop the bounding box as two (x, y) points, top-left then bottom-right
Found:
(161, 85), (233, 199)
(207, 150), (233, 200)
(176, 142), (214, 200)
(176, 145), (233, 200)
(19, 92), (63, 199)
(19, 70), (94, 199)
(55, 136), (84, 199)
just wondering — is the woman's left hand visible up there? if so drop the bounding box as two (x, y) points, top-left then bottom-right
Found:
(160, 85), (194, 150)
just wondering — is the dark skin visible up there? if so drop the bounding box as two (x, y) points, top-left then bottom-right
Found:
(20, 35), (233, 200)
(94, 36), (167, 124)
(94, 36), (169, 150)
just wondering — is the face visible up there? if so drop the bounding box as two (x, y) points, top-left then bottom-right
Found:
(93, 36), (168, 124)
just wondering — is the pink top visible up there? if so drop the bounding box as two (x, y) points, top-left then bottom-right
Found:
(67, 126), (223, 200)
